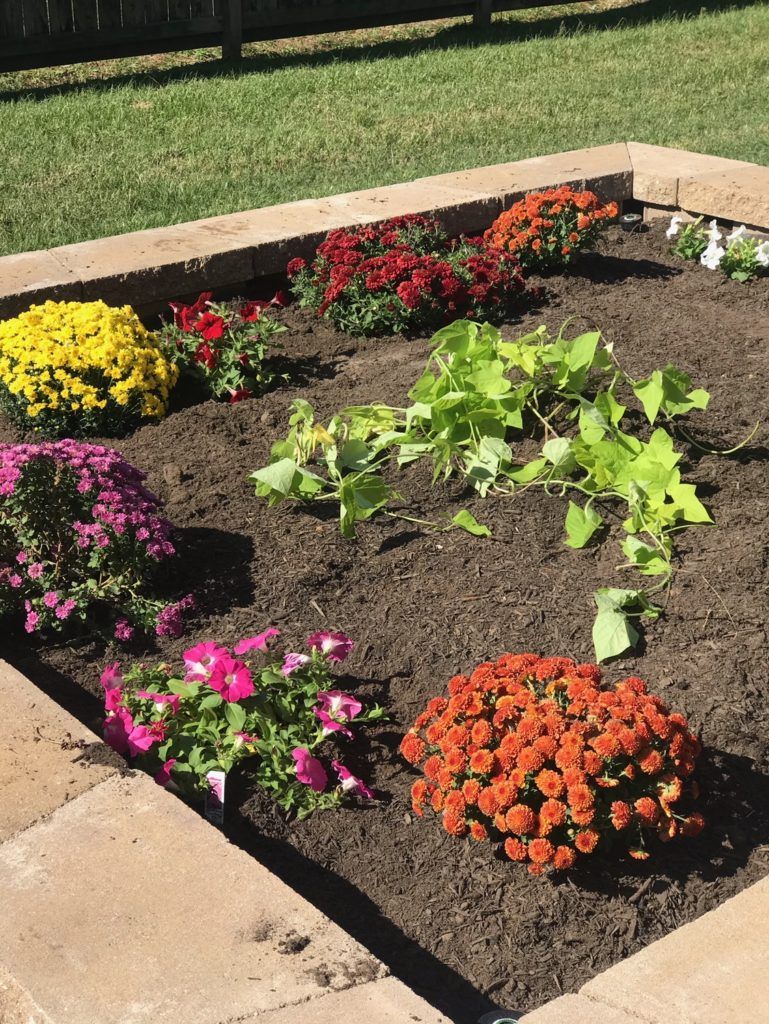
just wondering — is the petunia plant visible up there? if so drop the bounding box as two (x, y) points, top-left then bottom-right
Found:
(158, 292), (287, 403)
(101, 628), (384, 818)
(668, 215), (769, 281)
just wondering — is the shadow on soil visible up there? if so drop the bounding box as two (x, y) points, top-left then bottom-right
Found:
(1, 0), (764, 103)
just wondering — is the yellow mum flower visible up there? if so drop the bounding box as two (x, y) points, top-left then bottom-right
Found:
(0, 299), (178, 436)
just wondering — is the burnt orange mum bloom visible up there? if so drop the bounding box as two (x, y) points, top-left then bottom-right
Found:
(567, 783), (594, 812)
(535, 769), (565, 798)
(528, 838), (555, 864)
(591, 733), (622, 759)
(470, 749), (495, 774)
(471, 719), (492, 745)
(442, 811), (468, 837)
(553, 845), (577, 870)
(540, 798), (567, 827)
(634, 796), (661, 826)
(534, 735), (558, 758)
(638, 748), (665, 775)
(504, 837), (528, 862)
(517, 746), (545, 773)
(570, 806), (595, 826)
(462, 778), (481, 804)
(582, 751), (604, 776)
(505, 803), (537, 835)
(470, 821), (488, 841)
(399, 732), (425, 765)
(445, 748), (467, 773)
(574, 829), (600, 854)
(477, 785), (498, 814)
(681, 812), (705, 837)
(556, 742), (583, 770)
(610, 800), (632, 830)
(576, 214), (590, 230)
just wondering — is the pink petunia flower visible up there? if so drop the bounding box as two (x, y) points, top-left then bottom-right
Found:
(292, 748), (328, 792)
(136, 691), (181, 715)
(154, 758), (177, 788)
(282, 652), (310, 676)
(306, 631), (354, 662)
(314, 709), (353, 739)
(233, 627), (280, 656)
(331, 760), (374, 799)
(316, 690), (362, 721)
(100, 662), (124, 712)
(183, 641), (228, 680)
(103, 707), (133, 755)
(208, 657), (254, 702)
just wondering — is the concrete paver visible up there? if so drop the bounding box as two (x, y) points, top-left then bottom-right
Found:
(0, 250), (82, 319)
(0, 660), (116, 843)
(520, 992), (651, 1023)
(0, 772), (401, 1024)
(236, 976), (450, 1023)
(581, 876), (769, 1024)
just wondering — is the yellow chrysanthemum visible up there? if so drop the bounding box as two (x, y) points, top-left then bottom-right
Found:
(0, 300), (178, 435)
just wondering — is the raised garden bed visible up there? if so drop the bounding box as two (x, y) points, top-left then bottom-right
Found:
(3, 219), (769, 1022)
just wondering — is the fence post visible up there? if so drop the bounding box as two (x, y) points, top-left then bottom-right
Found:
(222, 0), (243, 61)
(473, 0), (492, 28)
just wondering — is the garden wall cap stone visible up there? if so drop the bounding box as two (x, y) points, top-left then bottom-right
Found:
(424, 142), (634, 207)
(519, 992), (651, 1023)
(678, 164), (769, 230)
(0, 250), (82, 318)
(0, 771), (445, 1024)
(235, 976), (450, 1023)
(0, 659), (117, 843)
(627, 142), (759, 207)
(581, 874), (769, 1024)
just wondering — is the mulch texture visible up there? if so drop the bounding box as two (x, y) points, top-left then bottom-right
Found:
(5, 223), (769, 1021)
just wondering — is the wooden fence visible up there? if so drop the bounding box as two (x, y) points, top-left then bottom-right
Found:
(0, 1), (567, 73)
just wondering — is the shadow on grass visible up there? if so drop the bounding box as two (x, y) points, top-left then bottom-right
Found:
(0, 0), (763, 103)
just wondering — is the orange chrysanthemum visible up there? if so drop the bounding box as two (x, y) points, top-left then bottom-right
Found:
(535, 768), (565, 798)
(504, 837), (528, 862)
(505, 804), (537, 835)
(574, 829), (600, 854)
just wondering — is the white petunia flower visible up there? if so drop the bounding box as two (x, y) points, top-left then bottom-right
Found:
(700, 241), (725, 270)
(666, 215), (684, 239)
(726, 224), (748, 244)
(706, 219), (723, 242)
(756, 241), (769, 267)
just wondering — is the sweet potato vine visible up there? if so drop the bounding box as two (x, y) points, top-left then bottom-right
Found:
(250, 320), (750, 661)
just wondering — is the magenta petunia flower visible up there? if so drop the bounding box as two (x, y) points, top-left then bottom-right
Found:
(331, 760), (374, 799)
(292, 748), (328, 792)
(103, 707), (133, 755)
(126, 723), (157, 757)
(208, 656), (254, 702)
(316, 690), (362, 721)
(136, 690), (181, 715)
(154, 758), (176, 787)
(306, 631), (354, 662)
(281, 652), (310, 676)
(233, 627), (280, 656)
(183, 641), (228, 680)
(314, 709), (353, 739)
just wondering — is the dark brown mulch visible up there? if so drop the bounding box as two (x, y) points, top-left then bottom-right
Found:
(5, 224), (769, 1022)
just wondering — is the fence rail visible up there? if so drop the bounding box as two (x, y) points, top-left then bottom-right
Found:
(0, 0), (570, 73)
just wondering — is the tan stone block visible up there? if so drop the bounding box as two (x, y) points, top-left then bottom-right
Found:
(237, 976), (448, 1023)
(0, 660), (116, 843)
(628, 142), (756, 207)
(520, 992), (651, 1023)
(426, 143), (633, 209)
(678, 166), (769, 229)
(336, 179), (502, 236)
(0, 250), (81, 319)
(0, 966), (53, 1024)
(0, 772), (386, 1024)
(48, 220), (256, 307)
(582, 876), (769, 1024)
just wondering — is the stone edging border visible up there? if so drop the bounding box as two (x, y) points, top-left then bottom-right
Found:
(2, 141), (769, 319)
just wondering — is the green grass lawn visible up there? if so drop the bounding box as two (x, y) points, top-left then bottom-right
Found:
(1, 0), (768, 257)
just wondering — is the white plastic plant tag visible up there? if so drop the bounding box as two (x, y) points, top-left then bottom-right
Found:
(205, 770), (226, 825)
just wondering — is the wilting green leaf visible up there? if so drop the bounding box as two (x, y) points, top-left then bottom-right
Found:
(564, 500), (602, 548)
(451, 509), (491, 537)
